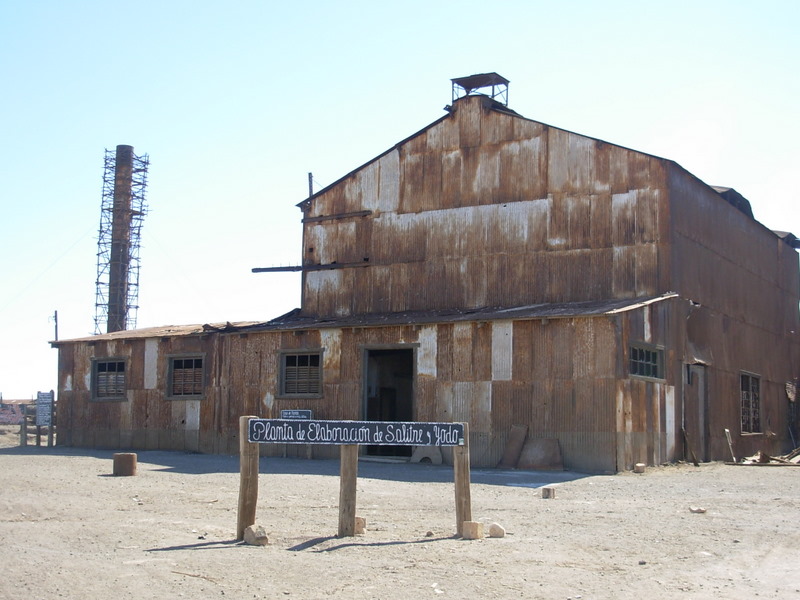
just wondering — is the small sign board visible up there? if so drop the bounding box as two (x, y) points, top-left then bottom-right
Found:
(280, 409), (313, 420)
(249, 419), (465, 447)
(36, 391), (53, 427)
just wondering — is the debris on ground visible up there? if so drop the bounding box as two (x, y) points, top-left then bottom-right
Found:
(735, 448), (800, 466)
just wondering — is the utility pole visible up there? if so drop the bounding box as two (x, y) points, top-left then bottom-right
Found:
(50, 310), (58, 342)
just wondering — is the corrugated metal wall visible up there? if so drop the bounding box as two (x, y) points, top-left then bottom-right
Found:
(56, 305), (676, 472)
(303, 95), (669, 318)
(668, 164), (800, 459)
(54, 92), (800, 471)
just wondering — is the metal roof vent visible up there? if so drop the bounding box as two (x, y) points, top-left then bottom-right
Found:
(451, 72), (509, 106)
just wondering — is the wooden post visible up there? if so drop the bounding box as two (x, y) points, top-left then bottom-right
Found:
(237, 415), (259, 541)
(725, 428), (737, 463)
(19, 404), (31, 446)
(338, 444), (359, 537)
(48, 390), (55, 447)
(453, 422), (472, 537)
(20, 406), (28, 446)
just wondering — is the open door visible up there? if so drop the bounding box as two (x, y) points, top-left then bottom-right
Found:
(684, 364), (708, 462)
(364, 348), (414, 457)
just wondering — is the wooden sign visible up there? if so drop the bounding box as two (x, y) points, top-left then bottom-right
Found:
(248, 419), (464, 447)
(236, 416), (472, 541)
(36, 391), (53, 427)
(280, 409), (313, 420)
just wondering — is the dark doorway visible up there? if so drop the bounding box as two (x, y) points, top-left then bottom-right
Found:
(364, 348), (414, 457)
(684, 364), (708, 462)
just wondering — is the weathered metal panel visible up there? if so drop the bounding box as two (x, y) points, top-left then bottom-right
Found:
(612, 246), (637, 298)
(301, 95), (674, 319)
(441, 149), (463, 209)
(475, 147), (500, 206)
(547, 128), (570, 193)
(457, 99), (481, 148)
(417, 325), (437, 378)
(427, 116), (459, 152)
(491, 320), (513, 381)
(398, 149), (424, 214)
(470, 381), (493, 433)
(612, 190), (637, 247)
(321, 329), (342, 382)
(452, 322), (473, 381)
(551, 377), (577, 434)
(420, 152), (443, 212)
(566, 135), (596, 194)
(376, 150), (400, 214)
(351, 162), (378, 213)
(481, 107), (514, 145)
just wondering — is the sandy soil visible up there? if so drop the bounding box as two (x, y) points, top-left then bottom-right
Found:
(1, 425), (798, 600)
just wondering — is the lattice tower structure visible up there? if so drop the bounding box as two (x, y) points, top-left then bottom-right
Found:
(94, 145), (149, 334)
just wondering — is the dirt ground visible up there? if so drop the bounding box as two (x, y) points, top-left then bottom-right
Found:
(1, 425), (798, 600)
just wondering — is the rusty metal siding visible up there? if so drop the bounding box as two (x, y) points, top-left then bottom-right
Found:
(57, 304), (679, 471)
(668, 163), (800, 461)
(302, 95), (670, 319)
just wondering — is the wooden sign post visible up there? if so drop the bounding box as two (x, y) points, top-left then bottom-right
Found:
(453, 422), (471, 537)
(338, 444), (359, 537)
(36, 391), (55, 447)
(237, 415), (259, 540)
(240, 418), (471, 538)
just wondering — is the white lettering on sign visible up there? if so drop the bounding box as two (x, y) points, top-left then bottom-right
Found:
(248, 419), (465, 447)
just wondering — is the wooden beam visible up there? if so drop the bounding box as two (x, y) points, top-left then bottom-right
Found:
(453, 422), (472, 537)
(252, 261), (370, 274)
(338, 445), (359, 537)
(237, 415), (259, 540)
(303, 210), (372, 223)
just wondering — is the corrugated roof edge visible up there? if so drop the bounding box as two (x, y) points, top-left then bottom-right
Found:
(49, 321), (268, 346)
(50, 293), (681, 344)
(256, 292), (681, 332)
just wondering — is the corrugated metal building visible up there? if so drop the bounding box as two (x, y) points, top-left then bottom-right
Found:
(52, 75), (800, 472)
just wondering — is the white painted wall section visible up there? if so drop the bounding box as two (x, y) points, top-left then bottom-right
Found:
(665, 385), (675, 460)
(144, 338), (158, 390)
(417, 325), (437, 377)
(491, 320), (513, 381)
(185, 400), (201, 430)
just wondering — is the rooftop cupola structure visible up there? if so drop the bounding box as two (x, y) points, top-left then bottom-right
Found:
(451, 72), (509, 105)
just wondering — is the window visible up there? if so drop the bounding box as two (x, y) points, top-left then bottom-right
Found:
(741, 373), (761, 434)
(280, 351), (322, 397)
(169, 356), (205, 398)
(93, 359), (126, 400)
(629, 344), (664, 380)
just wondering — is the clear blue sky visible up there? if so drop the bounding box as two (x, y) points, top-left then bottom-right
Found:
(1, 0), (798, 398)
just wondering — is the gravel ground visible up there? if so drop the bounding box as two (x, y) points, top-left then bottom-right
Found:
(1, 425), (798, 600)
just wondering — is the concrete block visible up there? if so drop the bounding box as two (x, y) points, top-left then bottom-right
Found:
(112, 453), (137, 476)
(243, 525), (269, 546)
(462, 521), (484, 540)
(354, 516), (367, 535)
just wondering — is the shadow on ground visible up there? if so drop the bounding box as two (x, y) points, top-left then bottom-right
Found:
(0, 444), (591, 488)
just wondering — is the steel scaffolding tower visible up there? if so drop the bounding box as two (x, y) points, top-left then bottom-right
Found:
(94, 145), (149, 334)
